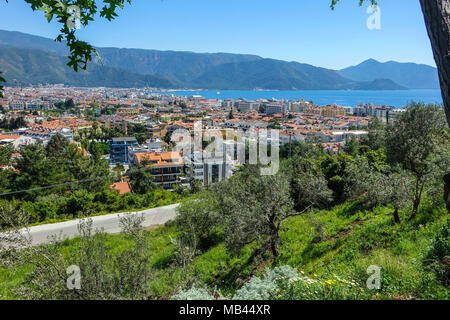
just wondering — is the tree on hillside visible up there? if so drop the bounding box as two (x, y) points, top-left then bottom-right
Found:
(345, 156), (413, 223)
(0, 144), (13, 166)
(175, 191), (219, 252)
(359, 117), (386, 151)
(418, 0), (450, 127)
(64, 98), (75, 110)
(385, 103), (450, 219)
(12, 141), (112, 199)
(13, 144), (71, 198)
(213, 166), (293, 257)
(128, 165), (157, 195)
(212, 165), (331, 257)
(46, 133), (70, 156)
(88, 141), (109, 161)
(64, 143), (113, 193)
(0, 145), (14, 194)
(283, 156), (333, 212)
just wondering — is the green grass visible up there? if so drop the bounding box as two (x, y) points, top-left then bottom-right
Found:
(1, 202), (448, 300)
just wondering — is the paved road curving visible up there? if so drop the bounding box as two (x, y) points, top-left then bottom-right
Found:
(15, 203), (180, 246)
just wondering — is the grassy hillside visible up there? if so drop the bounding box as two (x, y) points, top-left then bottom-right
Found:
(1, 202), (448, 300)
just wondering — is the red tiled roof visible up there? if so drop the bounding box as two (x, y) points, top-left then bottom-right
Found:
(110, 182), (131, 194)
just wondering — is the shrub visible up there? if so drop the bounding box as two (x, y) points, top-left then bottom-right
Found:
(64, 190), (95, 215)
(171, 287), (217, 300)
(233, 266), (298, 300)
(175, 192), (220, 251)
(170, 266), (368, 300)
(21, 200), (58, 223)
(423, 221), (450, 286)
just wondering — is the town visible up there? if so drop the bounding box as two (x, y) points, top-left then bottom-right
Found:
(0, 85), (405, 192)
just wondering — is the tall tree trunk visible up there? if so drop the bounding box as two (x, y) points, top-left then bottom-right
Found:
(411, 198), (420, 220)
(410, 177), (423, 220)
(419, 0), (450, 127)
(444, 173), (450, 213)
(393, 207), (401, 224)
(269, 227), (280, 257)
(270, 237), (279, 257)
(420, 0), (450, 214)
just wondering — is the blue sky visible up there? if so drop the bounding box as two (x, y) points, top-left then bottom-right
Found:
(0, 0), (435, 69)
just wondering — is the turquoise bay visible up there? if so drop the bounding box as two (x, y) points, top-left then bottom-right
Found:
(154, 89), (443, 109)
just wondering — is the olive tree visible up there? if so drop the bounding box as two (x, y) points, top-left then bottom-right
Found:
(284, 156), (333, 212)
(345, 157), (413, 223)
(384, 104), (450, 219)
(213, 165), (331, 257)
(213, 166), (293, 257)
(174, 191), (220, 251)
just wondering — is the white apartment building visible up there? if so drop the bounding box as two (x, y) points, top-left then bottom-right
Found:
(26, 102), (40, 111)
(9, 101), (25, 111)
(237, 101), (260, 113)
(290, 101), (312, 113)
(265, 103), (288, 115)
(184, 151), (233, 187)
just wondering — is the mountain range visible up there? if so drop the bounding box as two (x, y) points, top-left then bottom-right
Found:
(338, 58), (439, 90)
(0, 30), (439, 90)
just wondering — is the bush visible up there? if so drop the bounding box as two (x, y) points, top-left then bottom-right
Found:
(171, 287), (217, 300)
(233, 266), (298, 300)
(174, 192), (220, 251)
(170, 265), (368, 300)
(21, 200), (58, 223)
(64, 190), (95, 215)
(423, 221), (450, 286)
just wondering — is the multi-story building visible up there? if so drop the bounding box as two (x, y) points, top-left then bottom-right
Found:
(290, 100), (312, 113)
(109, 137), (139, 164)
(9, 101), (25, 111)
(184, 151), (233, 187)
(237, 101), (260, 113)
(265, 103), (288, 115)
(26, 102), (40, 111)
(321, 105), (347, 118)
(129, 151), (184, 189)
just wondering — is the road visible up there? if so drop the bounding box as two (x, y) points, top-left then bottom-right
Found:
(14, 203), (179, 246)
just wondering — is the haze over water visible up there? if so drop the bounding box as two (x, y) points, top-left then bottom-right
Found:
(155, 89), (443, 109)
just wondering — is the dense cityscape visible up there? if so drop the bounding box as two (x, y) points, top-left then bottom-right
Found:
(0, 85), (408, 191)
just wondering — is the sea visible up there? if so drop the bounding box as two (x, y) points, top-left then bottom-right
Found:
(152, 89), (443, 109)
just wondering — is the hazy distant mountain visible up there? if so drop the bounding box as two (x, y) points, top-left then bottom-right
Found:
(96, 48), (263, 84)
(0, 30), (262, 85)
(188, 59), (406, 90)
(338, 59), (439, 89)
(0, 48), (174, 88)
(346, 78), (407, 90)
(0, 30), (70, 56)
(0, 30), (410, 90)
